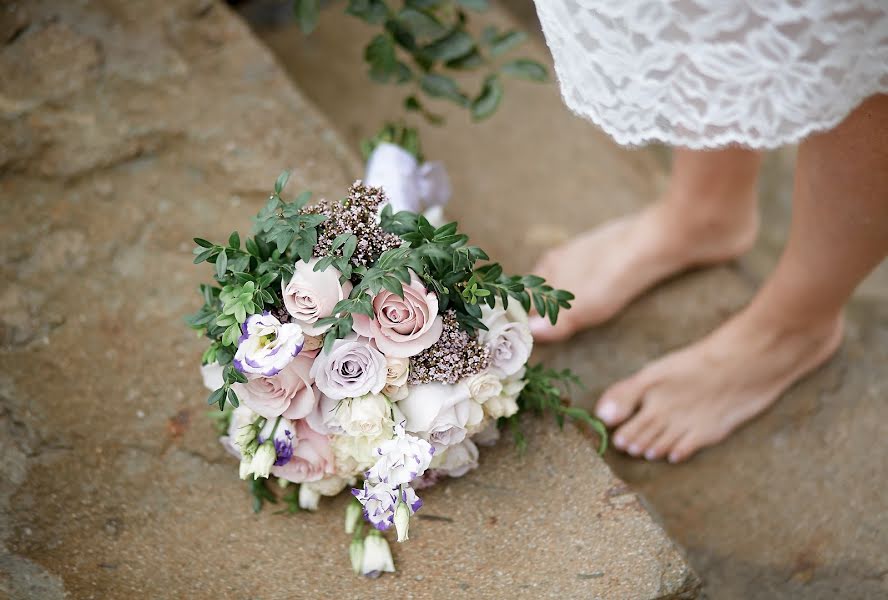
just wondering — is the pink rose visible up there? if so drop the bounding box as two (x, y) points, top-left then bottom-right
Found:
(234, 353), (317, 420)
(271, 420), (335, 483)
(282, 258), (353, 336)
(352, 274), (443, 358)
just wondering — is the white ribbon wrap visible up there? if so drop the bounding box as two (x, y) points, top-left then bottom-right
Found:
(364, 142), (451, 224)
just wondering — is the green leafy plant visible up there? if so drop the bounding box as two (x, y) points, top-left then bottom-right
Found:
(292, 0), (548, 122)
(511, 364), (608, 455)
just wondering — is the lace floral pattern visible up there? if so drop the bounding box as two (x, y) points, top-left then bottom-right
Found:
(534, 0), (888, 149)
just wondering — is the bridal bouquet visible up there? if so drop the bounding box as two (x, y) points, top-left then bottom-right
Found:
(188, 169), (604, 576)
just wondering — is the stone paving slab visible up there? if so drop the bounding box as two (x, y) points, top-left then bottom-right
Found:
(0, 1), (698, 598)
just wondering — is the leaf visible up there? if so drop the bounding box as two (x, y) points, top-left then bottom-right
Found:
(471, 75), (503, 121)
(487, 30), (526, 57)
(193, 248), (215, 264)
(381, 276), (405, 298)
(194, 237), (214, 248)
(456, 0), (488, 11)
(346, 0), (388, 24)
(274, 171), (290, 194)
(226, 387), (240, 408)
(421, 29), (475, 62)
(397, 7), (446, 40)
(365, 34), (397, 82)
(207, 387), (225, 407)
(294, 0), (320, 34)
(228, 231), (240, 249)
(215, 251), (228, 280)
(445, 50), (483, 70)
(420, 74), (469, 105)
(500, 58), (548, 82)
(292, 190), (313, 210)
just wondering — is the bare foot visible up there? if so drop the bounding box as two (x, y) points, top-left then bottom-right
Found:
(529, 194), (759, 341)
(597, 307), (844, 463)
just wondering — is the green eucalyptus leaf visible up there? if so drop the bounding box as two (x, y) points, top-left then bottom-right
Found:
(294, 0), (320, 34)
(421, 29), (474, 62)
(501, 58), (548, 82)
(471, 75), (503, 120)
(420, 74), (469, 105)
(488, 30), (526, 57)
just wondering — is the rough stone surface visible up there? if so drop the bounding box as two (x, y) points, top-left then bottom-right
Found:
(0, 1), (698, 599)
(261, 2), (888, 599)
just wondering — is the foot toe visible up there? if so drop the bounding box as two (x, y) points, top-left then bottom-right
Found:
(644, 426), (685, 461)
(596, 374), (650, 427)
(612, 410), (655, 454)
(528, 313), (577, 343)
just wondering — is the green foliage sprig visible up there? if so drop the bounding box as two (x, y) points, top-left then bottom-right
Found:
(292, 0), (548, 122)
(510, 364), (608, 455)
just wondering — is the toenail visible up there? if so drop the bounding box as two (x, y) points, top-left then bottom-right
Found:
(628, 444), (641, 456)
(596, 399), (619, 423)
(668, 453), (680, 463)
(614, 435), (626, 448)
(644, 449), (658, 460)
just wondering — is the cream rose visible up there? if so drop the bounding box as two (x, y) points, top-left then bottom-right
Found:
(282, 258), (353, 336)
(352, 274), (443, 358)
(465, 370), (503, 404)
(430, 438), (479, 477)
(483, 367), (526, 419)
(336, 393), (393, 438)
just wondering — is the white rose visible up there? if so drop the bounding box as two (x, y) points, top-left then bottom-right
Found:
(472, 419), (501, 446)
(398, 382), (483, 449)
(331, 430), (393, 475)
(479, 301), (533, 376)
(337, 393), (392, 438)
(309, 336), (388, 400)
(431, 439), (479, 477)
(465, 370), (503, 404)
(484, 368), (526, 419)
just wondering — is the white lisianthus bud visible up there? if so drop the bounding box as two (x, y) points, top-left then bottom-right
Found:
(234, 423), (258, 456)
(345, 499), (363, 535)
(394, 501), (411, 542)
(250, 441), (276, 480)
(239, 458), (253, 480)
(349, 537), (365, 574)
(298, 484), (321, 511)
(361, 532), (395, 578)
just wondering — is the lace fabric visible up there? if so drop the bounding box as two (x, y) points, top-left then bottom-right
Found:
(534, 0), (888, 149)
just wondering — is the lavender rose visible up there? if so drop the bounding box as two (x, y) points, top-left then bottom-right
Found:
(478, 301), (533, 377)
(233, 353), (317, 420)
(352, 274), (443, 358)
(282, 258), (353, 336)
(309, 336), (387, 400)
(233, 313), (304, 377)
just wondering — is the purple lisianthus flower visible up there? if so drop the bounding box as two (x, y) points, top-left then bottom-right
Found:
(352, 480), (398, 530)
(233, 313), (304, 377)
(273, 429), (294, 466)
(365, 421), (434, 486)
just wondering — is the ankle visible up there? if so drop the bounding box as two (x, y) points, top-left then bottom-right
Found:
(650, 189), (760, 259)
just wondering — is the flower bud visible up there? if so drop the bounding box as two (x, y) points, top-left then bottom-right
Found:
(238, 458), (253, 480)
(361, 531), (395, 578)
(344, 499), (363, 535)
(234, 423), (257, 455)
(394, 501), (410, 542)
(250, 441), (276, 479)
(349, 537), (364, 574)
(298, 484), (321, 511)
